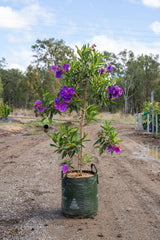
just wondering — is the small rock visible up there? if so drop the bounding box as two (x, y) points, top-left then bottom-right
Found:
(97, 233), (104, 237)
(77, 228), (82, 231)
(117, 233), (122, 238)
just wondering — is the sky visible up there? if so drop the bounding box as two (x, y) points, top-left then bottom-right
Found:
(0, 0), (160, 71)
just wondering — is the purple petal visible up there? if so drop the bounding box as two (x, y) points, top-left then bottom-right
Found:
(38, 107), (45, 112)
(68, 87), (75, 95)
(62, 164), (68, 173)
(118, 88), (123, 95)
(113, 146), (121, 153)
(55, 96), (60, 103)
(55, 70), (63, 78)
(62, 63), (70, 71)
(54, 102), (60, 110)
(51, 65), (57, 72)
(63, 98), (71, 103)
(108, 86), (112, 93)
(59, 103), (67, 112)
(98, 68), (105, 75)
(108, 93), (112, 100)
(107, 144), (113, 152)
(107, 65), (113, 73)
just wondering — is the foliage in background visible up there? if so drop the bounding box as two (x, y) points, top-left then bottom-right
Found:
(0, 102), (11, 119)
(143, 101), (160, 114)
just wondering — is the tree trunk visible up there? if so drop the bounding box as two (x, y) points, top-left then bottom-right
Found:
(79, 80), (88, 175)
(124, 95), (128, 114)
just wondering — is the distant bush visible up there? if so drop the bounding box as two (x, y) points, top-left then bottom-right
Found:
(143, 101), (160, 114)
(0, 103), (11, 119)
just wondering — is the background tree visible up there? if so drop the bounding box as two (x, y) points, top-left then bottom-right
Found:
(17, 65), (43, 108)
(31, 38), (75, 69)
(0, 57), (7, 69)
(31, 38), (75, 96)
(0, 68), (24, 108)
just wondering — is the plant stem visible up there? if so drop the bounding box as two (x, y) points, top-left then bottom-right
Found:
(79, 80), (88, 175)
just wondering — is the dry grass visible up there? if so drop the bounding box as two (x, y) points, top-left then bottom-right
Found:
(10, 108), (35, 117)
(97, 112), (135, 124)
(9, 109), (135, 125)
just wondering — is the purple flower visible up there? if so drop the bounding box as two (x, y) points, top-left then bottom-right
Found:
(113, 146), (121, 153)
(107, 65), (113, 73)
(68, 87), (75, 95)
(59, 103), (67, 112)
(56, 70), (63, 78)
(108, 86), (113, 93)
(111, 86), (119, 99)
(98, 68), (105, 75)
(55, 97), (60, 103)
(118, 87), (123, 96)
(33, 100), (42, 108)
(107, 144), (113, 152)
(51, 65), (57, 72)
(62, 164), (68, 173)
(108, 85), (123, 99)
(33, 100), (45, 112)
(107, 144), (121, 153)
(62, 63), (70, 71)
(59, 86), (75, 102)
(54, 86), (75, 112)
(54, 97), (60, 110)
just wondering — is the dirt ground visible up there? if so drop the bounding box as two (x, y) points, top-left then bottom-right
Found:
(1, 115), (160, 240)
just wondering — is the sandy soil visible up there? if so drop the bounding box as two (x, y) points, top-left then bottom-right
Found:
(1, 116), (160, 240)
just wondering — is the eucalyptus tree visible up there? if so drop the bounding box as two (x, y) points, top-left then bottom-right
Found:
(31, 38), (75, 69)
(104, 49), (137, 113)
(0, 57), (7, 69)
(0, 68), (24, 107)
(17, 65), (44, 108)
(31, 38), (75, 94)
(137, 54), (160, 101)
(0, 77), (3, 100)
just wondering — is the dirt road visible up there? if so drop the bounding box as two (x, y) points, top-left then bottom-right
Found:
(1, 118), (160, 240)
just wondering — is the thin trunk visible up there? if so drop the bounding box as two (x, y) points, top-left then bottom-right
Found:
(124, 95), (128, 114)
(79, 80), (88, 175)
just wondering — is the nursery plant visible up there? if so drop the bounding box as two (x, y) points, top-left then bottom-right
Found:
(142, 101), (160, 131)
(34, 44), (123, 217)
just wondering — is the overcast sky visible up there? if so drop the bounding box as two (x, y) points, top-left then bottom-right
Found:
(0, 0), (160, 71)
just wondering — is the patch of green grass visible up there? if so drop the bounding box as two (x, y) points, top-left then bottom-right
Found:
(24, 130), (44, 136)
(22, 116), (31, 119)
(0, 122), (25, 127)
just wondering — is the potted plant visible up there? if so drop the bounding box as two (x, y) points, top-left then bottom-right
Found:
(34, 44), (123, 217)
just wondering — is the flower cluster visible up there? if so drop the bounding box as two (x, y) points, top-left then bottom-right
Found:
(108, 85), (123, 100)
(98, 64), (113, 75)
(33, 100), (45, 112)
(55, 86), (75, 112)
(51, 63), (70, 78)
(107, 144), (121, 153)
